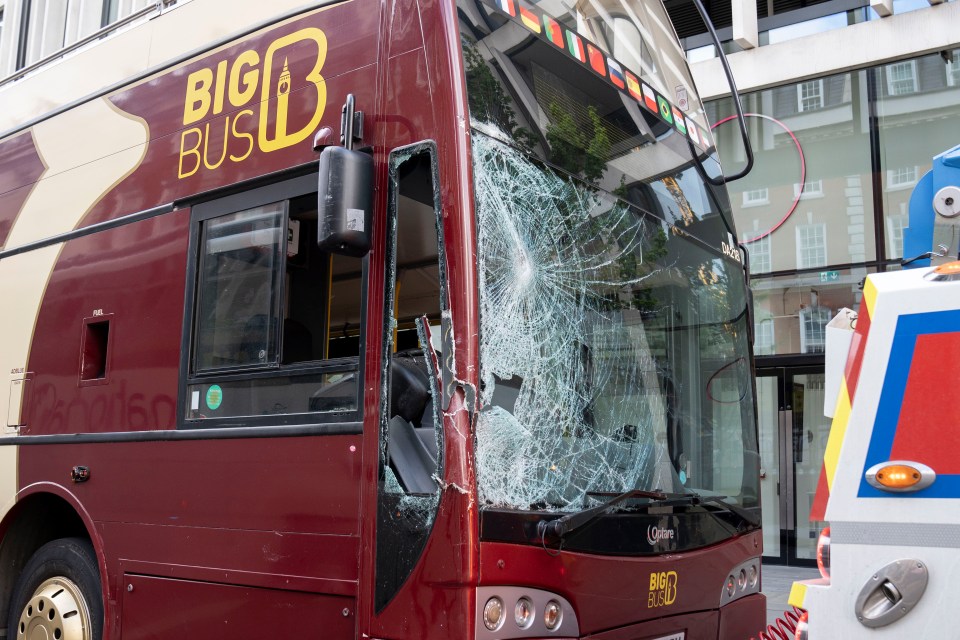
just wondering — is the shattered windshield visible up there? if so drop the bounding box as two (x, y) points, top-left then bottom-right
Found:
(459, 0), (759, 513)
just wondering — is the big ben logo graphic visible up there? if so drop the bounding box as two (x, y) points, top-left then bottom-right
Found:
(274, 57), (292, 141)
(258, 28), (327, 153)
(178, 26), (328, 179)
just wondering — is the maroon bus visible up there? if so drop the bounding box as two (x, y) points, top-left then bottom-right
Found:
(0, 0), (763, 638)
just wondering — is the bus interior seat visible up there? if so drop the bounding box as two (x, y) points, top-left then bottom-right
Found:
(388, 351), (439, 491)
(389, 353), (429, 424)
(388, 415), (437, 493)
(282, 317), (313, 363)
(238, 313), (271, 364)
(308, 373), (357, 412)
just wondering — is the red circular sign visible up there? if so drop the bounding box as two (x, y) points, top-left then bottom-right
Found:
(711, 113), (807, 243)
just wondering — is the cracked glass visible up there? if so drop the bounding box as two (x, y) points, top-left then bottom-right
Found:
(459, 0), (759, 513)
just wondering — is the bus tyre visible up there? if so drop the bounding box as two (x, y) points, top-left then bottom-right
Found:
(6, 538), (103, 640)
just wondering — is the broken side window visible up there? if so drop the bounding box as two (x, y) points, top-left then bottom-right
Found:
(375, 142), (446, 611)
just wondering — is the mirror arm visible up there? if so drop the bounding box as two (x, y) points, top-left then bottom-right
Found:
(340, 94), (364, 151)
(690, 0), (754, 185)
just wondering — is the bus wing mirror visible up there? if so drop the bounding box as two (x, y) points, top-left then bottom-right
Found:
(317, 145), (374, 257)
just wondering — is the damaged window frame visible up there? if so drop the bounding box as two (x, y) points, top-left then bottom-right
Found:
(375, 140), (449, 611)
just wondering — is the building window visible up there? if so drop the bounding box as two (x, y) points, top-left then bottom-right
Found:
(754, 318), (775, 355)
(797, 79), (824, 112)
(741, 188), (769, 207)
(743, 231), (771, 274)
(101, 0), (152, 27)
(796, 223), (827, 269)
(16, 0), (154, 69)
(886, 166), (918, 191)
(948, 50), (960, 87)
(799, 306), (831, 354)
(794, 179), (824, 199)
(886, 213), (908, 260)
(886, 60), (918, 96)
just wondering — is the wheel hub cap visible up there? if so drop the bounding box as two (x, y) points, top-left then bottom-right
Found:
(17, 577), (92, 640)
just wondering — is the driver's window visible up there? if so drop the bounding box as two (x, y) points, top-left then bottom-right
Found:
(375, 141), (445, 612)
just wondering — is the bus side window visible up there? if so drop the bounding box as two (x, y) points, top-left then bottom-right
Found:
(182, 173), (364, 427)
(376, 142), (445, 612)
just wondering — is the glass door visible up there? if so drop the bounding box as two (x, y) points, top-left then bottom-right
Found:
(755, 372), (783, 562)
(756, 367), (830, 565)
(789, 372), (830, 564)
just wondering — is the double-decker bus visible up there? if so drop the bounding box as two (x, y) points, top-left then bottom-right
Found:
(0, 0), (762, 638)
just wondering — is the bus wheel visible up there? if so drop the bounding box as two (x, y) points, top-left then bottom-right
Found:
(6, 538), (103, 640)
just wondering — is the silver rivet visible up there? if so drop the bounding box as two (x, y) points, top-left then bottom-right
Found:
(127, 584), (134, 592)
(342, 608), (350, 617)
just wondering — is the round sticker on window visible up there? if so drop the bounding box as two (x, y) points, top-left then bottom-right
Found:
(206, 385), (223, 410)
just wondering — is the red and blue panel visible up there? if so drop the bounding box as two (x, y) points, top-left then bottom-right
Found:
(859, 309), (960, 498)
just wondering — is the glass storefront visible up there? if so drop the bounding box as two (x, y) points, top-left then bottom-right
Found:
(709, 51), (960, 273)
(704, 49), (960, 563)
(752, 267), (869, 356)
(709, 70), (877, 271)
(876, 48), (960, 260)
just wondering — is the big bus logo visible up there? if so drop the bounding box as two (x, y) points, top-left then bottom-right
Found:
(648, 571), (679, 608)
(178, 27), (328, 179)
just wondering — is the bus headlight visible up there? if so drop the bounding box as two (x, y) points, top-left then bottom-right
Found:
(483, 597), (504, 631)
(544, 600), (562, 630)
(748, 563), (759, 588)
(514, 597), (533, 628)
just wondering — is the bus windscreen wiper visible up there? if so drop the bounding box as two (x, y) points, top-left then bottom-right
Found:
(537, 489), (668, 542)
(665, 492), (761, 528)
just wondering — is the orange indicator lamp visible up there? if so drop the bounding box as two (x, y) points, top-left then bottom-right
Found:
(865, 461), (935, 492)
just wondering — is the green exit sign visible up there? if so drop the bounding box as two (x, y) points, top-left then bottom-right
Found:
(819, 271), (840, 283)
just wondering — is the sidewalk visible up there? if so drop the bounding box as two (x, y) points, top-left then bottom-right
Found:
(762, 564), (820, 628)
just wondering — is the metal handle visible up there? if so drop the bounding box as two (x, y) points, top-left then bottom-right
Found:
(777, 409), (795, 530)
(855, 559), (928, 628)
(690, 0), (754, 185)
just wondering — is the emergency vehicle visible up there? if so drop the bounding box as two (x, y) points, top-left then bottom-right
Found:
(790, 144), (960, 637)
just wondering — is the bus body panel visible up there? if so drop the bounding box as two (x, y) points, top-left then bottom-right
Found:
(23, 212), (188, 435)
(0, 132), (45, 248)
(357, 0), (482, 634)
(119, 574), (355, 638)
(479, 534), (763, 635)
(18, 435), (363, 638)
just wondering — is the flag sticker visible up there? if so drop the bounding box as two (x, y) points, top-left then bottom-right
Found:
(699, 125), (711, 147)
(656, 94), (674, 124)
(543, 15), (564, 47)
(587, 44), (606, 75)
(673, 109), (687, 134)
(519, 4), (541, 32)
(566, 31), (586, 62)
(626, 72), (642, 101)
(608, 58), (625, 89)
(497, 0), (516, 16)
(687, 122), (700, 145)
(641, 83), (658, 113)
